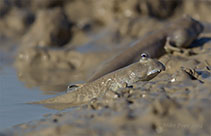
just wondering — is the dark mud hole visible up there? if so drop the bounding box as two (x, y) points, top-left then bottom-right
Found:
(0, 0), (211, 136)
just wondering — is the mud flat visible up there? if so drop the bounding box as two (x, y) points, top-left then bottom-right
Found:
(0, 0), (210, 136)
(1, 29), (211, 136)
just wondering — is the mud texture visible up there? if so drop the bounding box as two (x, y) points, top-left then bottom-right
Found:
(2, 38), (211, 136)
(0, 0), (210, 136)
(22, 8), (71, 47)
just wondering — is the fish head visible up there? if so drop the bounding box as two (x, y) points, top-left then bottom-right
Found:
(133, 53), (165, 81)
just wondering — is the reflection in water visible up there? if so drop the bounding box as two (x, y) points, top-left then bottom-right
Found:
(0, 37), (116, 129)
(14, 47), (115, 93)
(0, 67), (59, 130)
(16, 67), (89, 93)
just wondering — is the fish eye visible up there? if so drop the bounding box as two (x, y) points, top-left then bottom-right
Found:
(141, 53), (148, 59)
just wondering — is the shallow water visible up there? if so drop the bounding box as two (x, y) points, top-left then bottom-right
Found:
(0, 39), (63, 130)
(0, 65), (61, 130)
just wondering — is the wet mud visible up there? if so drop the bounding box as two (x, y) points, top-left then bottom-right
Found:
(0, 0), (211, 136)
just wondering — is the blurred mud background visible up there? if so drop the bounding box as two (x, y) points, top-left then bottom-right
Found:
(0, 0), (210, 136)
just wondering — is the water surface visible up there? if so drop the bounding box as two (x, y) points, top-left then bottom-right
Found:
(0, 66), (62, 130)
(0, 39), (62, 130)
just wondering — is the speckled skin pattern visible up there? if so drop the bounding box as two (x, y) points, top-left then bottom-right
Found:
(34, 54), (165, 105)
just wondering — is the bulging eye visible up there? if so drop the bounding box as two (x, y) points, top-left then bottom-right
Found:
(141, 53), (148, 59)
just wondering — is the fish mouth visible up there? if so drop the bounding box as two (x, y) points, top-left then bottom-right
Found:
(147, 69), (162, 76)
(142, 62), (165, 81)
(148, 63), (165, 76)
(145, 68), (163, 81)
